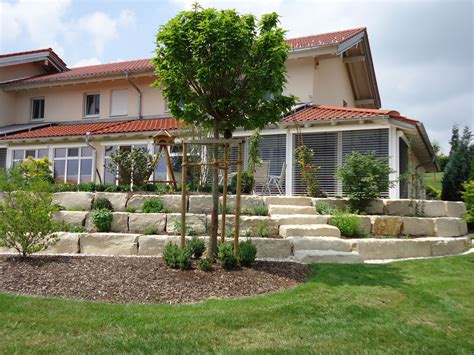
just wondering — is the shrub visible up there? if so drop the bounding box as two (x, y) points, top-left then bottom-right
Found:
(125, 207), (137, 213)
(337, 151), (393, 213)
(107, 148), (157, 186)
(77, 182), (96, 192)
(173, 220), (195, 236)
(295, 145), (321, 197)
(315, 202), (337, 215)
(104, 184), (120, 192)
(197, 257), (213, 272)
(462, 180), (474, 230)
(19, 157), (54, 184)
(186, 237), (206, 258)
(256, 220), (270, 238)
(238, 240), (257, 266)
(60, 224), (86, 233)
(425, 185), (441, 200)
(217, 242), (238, 269)
(163, 242), (192, 270)
(155, 184), (171, 194)
(144, 226), (159, 235)
(230, 171), (254, 194)
(329, 212), (366, 238)
(92, 197), (113, 211)
(143, 198), (164, 213)
(91, 209), (113, 232)
(51, 182), (77, 192)
(0, 177), (61, 257)
(251, 205), (268, 216)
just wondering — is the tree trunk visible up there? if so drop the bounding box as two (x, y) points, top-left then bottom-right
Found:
(208, 119), (220, 257)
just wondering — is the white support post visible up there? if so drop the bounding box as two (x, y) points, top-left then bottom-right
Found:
(388, 125), (399, 199)
(285, 130), (293, 196)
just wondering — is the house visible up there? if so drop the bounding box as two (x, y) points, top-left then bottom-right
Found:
(0, 28), (437, 198)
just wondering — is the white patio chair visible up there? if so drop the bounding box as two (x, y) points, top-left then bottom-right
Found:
(268, 162), (286, 195)
(253, 161), (271, 195)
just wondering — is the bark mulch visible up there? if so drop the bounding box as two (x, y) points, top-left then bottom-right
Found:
(0, 255), (309, 304)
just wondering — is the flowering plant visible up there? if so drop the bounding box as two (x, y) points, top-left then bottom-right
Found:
(294, 145), (321, 197)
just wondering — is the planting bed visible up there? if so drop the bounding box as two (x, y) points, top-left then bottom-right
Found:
(0, 255), (308, 304)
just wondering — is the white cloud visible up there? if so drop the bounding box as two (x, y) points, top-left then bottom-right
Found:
(72, 57), (102, 68)
(77, 12), (119, 54)
(173, 0), (284, 16)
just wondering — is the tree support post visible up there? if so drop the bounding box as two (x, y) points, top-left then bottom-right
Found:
(234, 141), (243, 256)
(220, 144), (229, 242)
(180, 142), (188, 249)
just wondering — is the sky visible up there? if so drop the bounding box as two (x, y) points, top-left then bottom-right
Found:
(0, 0), (472, 153)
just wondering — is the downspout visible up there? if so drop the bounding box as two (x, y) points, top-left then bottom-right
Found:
(84, 132), (102, 184)
(124, 71), (142, 119)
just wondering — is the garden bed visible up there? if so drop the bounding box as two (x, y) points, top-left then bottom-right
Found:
(0, 255), (308, 304)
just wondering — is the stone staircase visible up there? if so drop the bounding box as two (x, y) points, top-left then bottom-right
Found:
(279, 224), (341, 238)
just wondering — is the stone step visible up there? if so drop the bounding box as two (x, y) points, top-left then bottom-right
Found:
(269, 205), (317, 216)
(273, 214), (329, 225)
(263, 196), (313, 206)
(279, 224), (341, 238)
(294, 250), (363, 264)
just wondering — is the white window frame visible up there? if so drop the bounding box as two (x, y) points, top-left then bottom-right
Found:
(84, 92), (100, 118)
(52, 145), (96, 184)
(31, 97), (45, 121)
(11, 147), (50, 167)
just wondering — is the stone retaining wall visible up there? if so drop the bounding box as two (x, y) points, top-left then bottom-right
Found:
(51, 193), (467, 219)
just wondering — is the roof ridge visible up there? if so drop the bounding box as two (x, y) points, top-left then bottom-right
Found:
(286, 27), (366, 42)
(316, 104), (395, 115)
(70, 58), (152, 70)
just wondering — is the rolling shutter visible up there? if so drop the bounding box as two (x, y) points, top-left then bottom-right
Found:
(0, 149), (6, 168)
(259, 134), (286, 194)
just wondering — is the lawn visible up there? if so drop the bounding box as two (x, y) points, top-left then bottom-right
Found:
(1, 254), (473, 353)
(425, 171), (444, 191)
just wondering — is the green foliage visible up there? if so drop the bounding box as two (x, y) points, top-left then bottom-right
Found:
(19, 157), (54, 183)
(197, 257), (213, 272)
(186, 237), (206, 258)
(246, 130), (262, 177)
(462, 180), (474, 228)
(77, 182), (97, 192)
(329, 212), (366, 238)
(0, 169), (60, 257)
(295, 145), (321, 197)
(230, 171), (254, 194)
(251, 205), (268, 216)
(107, 148), (157, 186)
(173, 220), (196, 236)
(217, 242), (238, 269)
(91, 209), (113, 232)
(143, 198), (164, 213)
(238, 240), (257, 266)
(60, 224), (86, 233)
(425, 185), (441, 200)
(315, 202), (338, 215)
(66, 207), (85, 212)
(442, 126), (472, 201)
(155, 184), (171, 194)
(163, 242), (192, 270)
(143, 226), (159, 235)
(125, 207), (137, 213)
(337, 151), (394, 213)
(50, 182), (77, 192)
(91, 197), (113, 211)
(256, 220), (270, 238)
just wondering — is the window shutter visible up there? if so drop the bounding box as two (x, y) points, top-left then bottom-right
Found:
(111, 89), (128, 116)
(0, 149), (6, 168)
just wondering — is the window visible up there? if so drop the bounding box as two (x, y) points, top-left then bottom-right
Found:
(12, 148), (49, 167)
(103, 144), (148, 184)
(85, 93), (100, 117)
(53, 147), (94, 183)
(110, 89), (128, 116)
(31, 98), (45, 120)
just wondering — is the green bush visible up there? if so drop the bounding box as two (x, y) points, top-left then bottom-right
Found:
(252, 205), (268, 216)
(144, 226), (159, 235)
(163, 242), (192, 270)
(143, 198), (165, 213)
(104, 185), (120, 192)
(92, 197), (113, 211)
(91, 209), (113, 232)
(186, 237), (206, 258)
(230, 171), (254, 194)
(60, 224), (86, 233)
(337, 151), (393, 213)
(217, 242), (238, 269)
(173, 220), (195, 236)
(238, 240), (257, 266)
(125, 207), (137, 213)
(426, 185), (441, 200)
(77, 182), (96, 192)
(329, 212), (366, 238)
(315, 202), (337, 215)
(256, 220), (270, 238)
(197, 257), (213, 272)
(462, 180), (474, 230)
(51, 183), (77, 192)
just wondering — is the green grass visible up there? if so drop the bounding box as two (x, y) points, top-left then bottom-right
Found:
(425, 172), (444, 191)
(1, 254), (473, 353)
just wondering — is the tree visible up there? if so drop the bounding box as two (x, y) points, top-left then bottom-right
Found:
(431, 140), (449, 171)
(153, 5), (294, 255)
(441, 125), (472, 201)
(107, 148), (157, 187)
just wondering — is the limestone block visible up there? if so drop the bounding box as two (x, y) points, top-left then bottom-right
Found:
(80, 233), (139, 255)
(421, 200), (446, 217)
(357, 216), (372, 234)
(401, 217), (435, 236)
(225, 195), (265, 213)
(274, 215), (329, 226)
(366, 199), (385, 215)
(218, 215), (236, 235)
(239, 216), (279, 237)
(39, 232), (81, 254)
(166, 213), (210, 235)
(355, 239), (432, 260)
(128, 213), (167, 233)
(263, 196), (312, 206)
(111, 212), (129, 233)
(53, 211), (87, 227)
(241, 237), (292, 259)
(371, 216), (402, 236)
(138, 235), (180, 256)
(0, 247), (16, 254)
(269, 205), (316, 215)
(458, 219), (468, 236)
(126, 194), (183, 213)
(428, 237), (469, 256)
(445, 202), (466, 218)
(279, 224), (341, 238)
(94, 192), (129, 212)
(434, 217), (464, 237)
(312, 198), (348, 212)
(53, 192), (94, 211)
(294, 250), (363, 264)
(188, 195), (212, 213)
(289, 236), (353, 252)
(384, 199), (415, 216)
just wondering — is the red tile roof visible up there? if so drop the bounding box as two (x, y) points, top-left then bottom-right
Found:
(1, 118), (182, 141)
(286, 28), (365, 50)
(283, 104), (419, 124)
(0, 48), (67, 67)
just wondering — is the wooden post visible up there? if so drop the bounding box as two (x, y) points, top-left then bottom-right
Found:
(180, 142), (188, 250)
(221, 144), (229, 242)
(234, 142), (243, 256)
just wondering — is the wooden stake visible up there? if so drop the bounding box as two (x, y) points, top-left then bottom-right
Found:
(234, 142), (243, 256)
(221, 144), (229, 242)
(180, 142), (187, 250)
